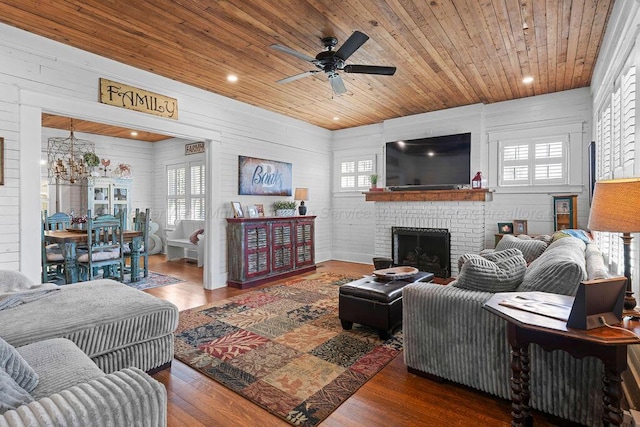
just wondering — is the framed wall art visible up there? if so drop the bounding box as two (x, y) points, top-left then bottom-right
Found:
(238, 155), (292, 196)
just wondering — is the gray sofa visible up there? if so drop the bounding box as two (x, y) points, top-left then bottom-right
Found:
(0, 271), (179, 426)
(403, 235), (610, 427)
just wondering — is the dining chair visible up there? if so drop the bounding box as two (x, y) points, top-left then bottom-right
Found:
(41, 210), (72, 283)
(124, 208), (150, 279)
(76, 210), (125, 282)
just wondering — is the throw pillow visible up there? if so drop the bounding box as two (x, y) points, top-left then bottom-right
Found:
(517, 237), (587, 296)
(190, 228), (204, 245)
(0, 337), (38, 392)
(454, 249), (527, 292)
(0, 369), (34, 415)
(585, 243), (609, 280)
(495, 234), (547, 263)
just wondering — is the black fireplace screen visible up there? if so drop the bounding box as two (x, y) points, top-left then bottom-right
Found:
(392, 227), (450, 278)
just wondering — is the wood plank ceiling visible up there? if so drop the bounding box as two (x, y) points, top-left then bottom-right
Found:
(0, 0), (614, 131)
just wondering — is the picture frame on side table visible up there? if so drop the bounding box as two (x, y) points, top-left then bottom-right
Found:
(513, 220), (528, 235)
(255, 204), (265, 217)
(247, 205), (258, 218)
(231, 201), (244, 218)
(498, 222), (514, 234)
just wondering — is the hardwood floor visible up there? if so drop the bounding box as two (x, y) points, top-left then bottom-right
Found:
(147, 256), (556, 426)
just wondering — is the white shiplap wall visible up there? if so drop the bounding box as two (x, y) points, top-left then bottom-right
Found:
(332, 89), (592, 266)
(0, 22), (331, 287)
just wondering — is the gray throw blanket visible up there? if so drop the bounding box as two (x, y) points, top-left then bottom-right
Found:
(0, 270), (60, 311)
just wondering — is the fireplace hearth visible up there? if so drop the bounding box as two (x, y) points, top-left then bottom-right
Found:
(392, 227), (450, 278)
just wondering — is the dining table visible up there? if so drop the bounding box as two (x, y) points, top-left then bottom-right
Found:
(44, 229), (143, 284)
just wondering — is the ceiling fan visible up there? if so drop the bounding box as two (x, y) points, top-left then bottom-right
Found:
(270, 31), (396, 96)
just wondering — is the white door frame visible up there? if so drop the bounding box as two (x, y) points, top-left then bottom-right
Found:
(20, 89), (224, 289)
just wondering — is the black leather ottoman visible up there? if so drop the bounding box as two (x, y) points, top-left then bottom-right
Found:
(339, 271), (434, 339)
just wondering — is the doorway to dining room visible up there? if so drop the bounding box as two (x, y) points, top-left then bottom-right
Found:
(20, 91), (223, 289)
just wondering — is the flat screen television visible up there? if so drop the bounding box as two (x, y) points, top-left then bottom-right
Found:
(385, 132), (471, 190)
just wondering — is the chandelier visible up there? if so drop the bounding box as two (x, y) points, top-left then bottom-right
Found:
(47, 120), (97, 184)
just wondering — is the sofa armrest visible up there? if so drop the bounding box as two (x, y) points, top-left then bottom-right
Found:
(0, 368), (166, 427)
(165, 226), (181, 240)
(402, 282), (512, 398)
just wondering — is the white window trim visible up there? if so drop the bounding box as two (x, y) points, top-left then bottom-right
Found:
(497, 134), (569, 187)
(335, 154), (376, 192)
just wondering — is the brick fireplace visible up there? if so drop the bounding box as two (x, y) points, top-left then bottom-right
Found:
(368, 190), (488, 277)
(393, 227), (451, 277)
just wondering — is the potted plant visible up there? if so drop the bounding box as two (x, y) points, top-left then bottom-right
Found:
(273, 200), (297, 217)
(370, 174), (382, 191)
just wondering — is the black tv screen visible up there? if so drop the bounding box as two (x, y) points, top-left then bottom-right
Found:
(385, 132), (471, 189)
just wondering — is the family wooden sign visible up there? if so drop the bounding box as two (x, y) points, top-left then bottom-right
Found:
(99, 78), (178, 119)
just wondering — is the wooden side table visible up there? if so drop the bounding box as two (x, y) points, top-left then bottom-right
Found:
(484, 292), (640, 426)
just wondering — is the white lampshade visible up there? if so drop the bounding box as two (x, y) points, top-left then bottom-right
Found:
(294, 188), (309, 201)
(588, 178), (640, 233)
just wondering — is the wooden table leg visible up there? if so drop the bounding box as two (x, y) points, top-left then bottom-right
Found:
(602, 366), (623, 426)
(510, 342), (532, 427)
(61, 242), (78, 284)
(130, 235), (142, 282)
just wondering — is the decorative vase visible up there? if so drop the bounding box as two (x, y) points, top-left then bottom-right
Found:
(276, 209), (296, 217)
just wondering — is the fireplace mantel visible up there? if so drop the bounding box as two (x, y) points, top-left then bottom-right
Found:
(364, 189), (490, 202)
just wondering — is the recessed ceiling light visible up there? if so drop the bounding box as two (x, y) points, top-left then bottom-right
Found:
(227, 74), (238, 83)
(428, 151), (435, 157)
(522, 76), (534, 84)
(130, 131), (138, 137)
(40, 159), (47, 165)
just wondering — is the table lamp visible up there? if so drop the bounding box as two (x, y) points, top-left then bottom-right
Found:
(294, 188), (309, 215)
(588, 178), (640, 310)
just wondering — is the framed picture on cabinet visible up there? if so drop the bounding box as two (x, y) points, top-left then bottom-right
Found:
(498, 222), (513, 234)
(231, 201), (244, 218)
(512, 220), (528, 235)
(246, 205), (259, 218)
(255, 204), (265, 217)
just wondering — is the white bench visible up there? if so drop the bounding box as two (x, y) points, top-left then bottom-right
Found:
(166, 219), (205, 267)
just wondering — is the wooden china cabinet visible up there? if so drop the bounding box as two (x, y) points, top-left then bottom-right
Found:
(226, 216), (316, 289)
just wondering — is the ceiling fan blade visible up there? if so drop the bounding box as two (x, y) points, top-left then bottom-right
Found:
(328, 73), (347, 95)
(276, 71), (319, 84)
(270, 44), (317, 63)
(335, 31), (369, 61)
(343, 65), (397, 75)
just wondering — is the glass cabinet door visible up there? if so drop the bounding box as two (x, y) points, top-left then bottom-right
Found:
(92, 185), (109, 216)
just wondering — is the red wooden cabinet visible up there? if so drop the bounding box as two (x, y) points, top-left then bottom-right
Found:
(226, 216), (316, 289)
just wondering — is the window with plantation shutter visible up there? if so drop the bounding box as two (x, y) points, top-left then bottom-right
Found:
(190, 164), (205, 220)
(622, 65), (636, 170)
(498, 136), (567, 186)
(337, 155), (375, 191)
(593, 54), (636, 283)
(166, 161), (205, 226)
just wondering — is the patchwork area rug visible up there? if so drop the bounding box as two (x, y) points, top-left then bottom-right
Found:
(123, 271), (184, 290)
(174, 272), (403, 427)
